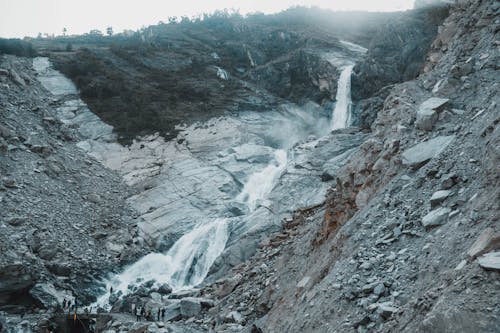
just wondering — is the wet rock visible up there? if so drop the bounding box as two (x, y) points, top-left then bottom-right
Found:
(29, 283), (60, 308)
(157, 283), (172, 295)
(430, 190), (452, 207)
(477, 252), (500, 271)
(421, 207), (451, 228)
(180, 297), (202, 317)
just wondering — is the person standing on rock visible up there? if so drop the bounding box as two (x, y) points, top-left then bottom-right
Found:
(135, 306), (140, 321)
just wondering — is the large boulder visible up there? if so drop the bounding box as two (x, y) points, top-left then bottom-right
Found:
(415, 97), (449, 131)
(180, 297), (202, 318)
(401, 136), (455, 168)
(421, 207), (451, 228)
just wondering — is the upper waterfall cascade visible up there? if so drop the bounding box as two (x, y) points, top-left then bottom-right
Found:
(331, 64), (355, 130)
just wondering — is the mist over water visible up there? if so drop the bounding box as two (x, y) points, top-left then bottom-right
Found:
(92, 44), (361, 308)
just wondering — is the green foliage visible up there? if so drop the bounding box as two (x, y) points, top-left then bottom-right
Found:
(0, 38), (37, 57)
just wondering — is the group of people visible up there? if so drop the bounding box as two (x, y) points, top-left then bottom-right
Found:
(133, 305), (166, 322)
(61, 298), (77, 313)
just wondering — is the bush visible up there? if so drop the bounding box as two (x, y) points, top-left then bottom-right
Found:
(0, 38), (37, 57)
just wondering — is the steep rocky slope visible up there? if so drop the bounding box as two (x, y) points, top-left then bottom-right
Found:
(0, 56), (149, 326)
(0, 1), (498, 332)
(195, 1), (499, 332)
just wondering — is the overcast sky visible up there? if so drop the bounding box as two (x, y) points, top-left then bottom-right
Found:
(0, 0), (415, 38)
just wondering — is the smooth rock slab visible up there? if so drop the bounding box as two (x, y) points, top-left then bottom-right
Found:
(180, 297), (202, 317)
(430, 190), (453, 207)
(420, 97), (449, 112)
(401, 136), (455, 168)
(467, 227), (498, 259)
(477, 252), (500, 271)
(421, 207), (451, 228)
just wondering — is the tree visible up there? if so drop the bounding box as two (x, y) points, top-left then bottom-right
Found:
(62, 27), (67, 36)
(106, 26), (113, 36)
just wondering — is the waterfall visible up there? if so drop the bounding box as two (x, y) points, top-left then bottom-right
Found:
(331, 65), (354, 130)
(236, 149), (288, 211)
(94, 218), (229, 307)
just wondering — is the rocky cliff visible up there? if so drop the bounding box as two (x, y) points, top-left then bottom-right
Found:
(199, 1), (499, 332)
(1, 1), (499, 332)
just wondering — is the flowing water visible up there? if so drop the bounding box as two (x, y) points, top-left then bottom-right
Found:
(331, 65), (354, 130)
(33, 41), (365, 308)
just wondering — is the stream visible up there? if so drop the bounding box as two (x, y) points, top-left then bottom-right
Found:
(32, 42), (367, 307)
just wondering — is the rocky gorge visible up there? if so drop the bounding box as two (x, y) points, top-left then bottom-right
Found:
(0, 1), (499, 332)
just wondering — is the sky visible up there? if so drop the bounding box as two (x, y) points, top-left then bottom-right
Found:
(0, 0), (415, 38)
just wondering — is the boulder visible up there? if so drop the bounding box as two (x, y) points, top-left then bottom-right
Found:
(430, 190), (452, 207)
(416, 108), (438, 131)
(401, 136), (455, 168)
(6, 216), (27, 226)
(467, 228), (500, 259)
(378, 302), (398, 319)
(223, 311), (244, 324)
(180, 297), (202, 317)
(157, 283), (172, 295)
(421, 207), (451, 228)
(163, 302), (182, 322)
(477, 252), (500, 271)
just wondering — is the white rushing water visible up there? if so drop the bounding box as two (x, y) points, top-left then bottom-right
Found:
(237, 149), (288, 211)
(95, 218), (229, 306)
(331, 65), (354, 130)
(33, 47), (363, 308)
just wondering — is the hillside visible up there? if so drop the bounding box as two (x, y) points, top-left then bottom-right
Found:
(0, 1), (498, 333)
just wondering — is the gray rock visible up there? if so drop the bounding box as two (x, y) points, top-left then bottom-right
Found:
(9, 70), (26, 86)
(440, 173), (459, 189)
(416, 108), (438, 131)
(378, 302), (398, 319)
(223, 311), (244, 324)
(421, 207), (451, 228)
(0, 124), (13, 138)
(430, 190), (452, 207)
(401, 136), (455, 168)
(163, 303), (182, 322)
(6, 216), (27, 226)
(157, 283), (172, 295)
(373, 284), (386, 296)
(477, 252), (500, 271)
(86, 193), (101, 203)
(467, 228), (498, 259)
(419, 97), (449, 113)
(296, 276), (311, 289)
(180, 297), (202, 317)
